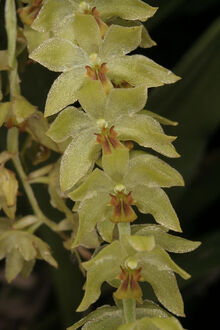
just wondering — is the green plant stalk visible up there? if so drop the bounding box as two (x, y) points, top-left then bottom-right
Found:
(7, 128), (58, 232)
(118, 223), (136, 323)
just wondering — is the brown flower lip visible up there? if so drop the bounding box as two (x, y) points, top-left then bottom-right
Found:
(110, 191), (137, 224)
(114, 266), (143, 304)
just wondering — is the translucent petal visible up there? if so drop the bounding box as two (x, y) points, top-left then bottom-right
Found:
(60, 131), (99, 191)
(108, 55), (180, 88)
(23, 27), (50, 53)
(21, 259), (36, 278)
(136, 300), (170, 319)
(100, 25), (142, 60)
(30, 38), (88, 72)
(78, 241), (126, 311)
(133, 224), (201, 253)
(45, 67), (85, 116)
(32, 0), (74, 32)
(141, 265), (185, 316)
(102, 147), (129, 183)
(73, 13), (102, 54)
(16, 235), (37, 261)
(105, 85), (148, 121)
(67, 306), (122, 330)
(76, 79), (107, 119)
(96, 0), (157, 22)
(69, 168), (113, 201)
(47, 107), (90, 142)
(97, 212), (115, 242)
(133, 185), (182, 232)
(107, 18), (156, 49)
(118, 316), (184, 330)
(115, 114), (180, 158)
(33, 236), (58, 268)
(123, 235), (155, 253)
(125, 151), (184, 189)
(6, 249), (24, 283)
(136, 247), (190, 279)
(73, 192), (110, 246)
(142, 110), (178, 126)
(53, 15), (76, 44)
(140, 26), (157, 48)
(27, 111), (60, 152)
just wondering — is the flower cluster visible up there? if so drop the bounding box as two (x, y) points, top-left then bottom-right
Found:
(1, 1), (201, 329)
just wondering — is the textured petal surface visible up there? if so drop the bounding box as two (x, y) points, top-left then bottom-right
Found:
(97, 0), (157, 21)
(73, 13), (102, 54)
(115, 114), (180, 158)
(45, 67), (85, 116)
(30, 38), (88, 72)
(60, 131), (99, 191)
(105, 85), (148, 121)
(141, 265), (184, 316)
(78, 241), (126, 311)
(32, 0), (74, 32)
(100, 25), (142, 60)
(108, 55), (180, 88)
(69, 168), (113, 201)
(47, 107), (90, 142)
(125, 151), (184, 188)
(133, 185), (182, 232)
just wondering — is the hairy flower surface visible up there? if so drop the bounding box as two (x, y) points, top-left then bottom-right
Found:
(69, 148), (184, 246)
(30, 16), (179, 118)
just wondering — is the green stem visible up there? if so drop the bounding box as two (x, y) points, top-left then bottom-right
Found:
(118, 223), (136, 324)
(7, 128), (58, 232)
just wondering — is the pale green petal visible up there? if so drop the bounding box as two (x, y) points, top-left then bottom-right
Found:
(133, 224), (201, 253)
(69, 168), (113, 201)
(23, 27), (50, 53)
(45, 67), (85, 116)
(136, 247), (190, 279)
(6, 249), (24, 283)
(102, 147), (129, 183)
(27, 111), (60, 152)
(140, 26), (157, 48)
(73, 13), (102, 54)
(107, 18), (156, 49)
(67, 306), (122, 330)
(60, 131), (99, 191)
(97, 212), (115, 243)
(125, 152), (184, 188)
(141, 265), (185, 316)
(78, 241), (126, 311)
(136, 300), (171, 319)
(118, 316), (184, 330)
(30, 38), (88, 72)
(105, 85), (148, 120)
(108, 55), (180, 88)
(76, 79), (107, 119)
(115, 114), (180, 158)
(47, 107), (90, 142)
(33, 236), (58, 268)
(32, 0), (74, 32)
(73, 192), (110, 246)
(133, 185), (182, 232)
(100, 25), (142, 60)
(97, 0), (157, 22)
(53, 15), (76, 44)
(142, 110), (178, 126)
(21, 259), (36, 278)
(17, 235), (37, 261)
(123, 235), (155, 253)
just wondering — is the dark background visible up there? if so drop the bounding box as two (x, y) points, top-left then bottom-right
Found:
(0, 0), (220, 329)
